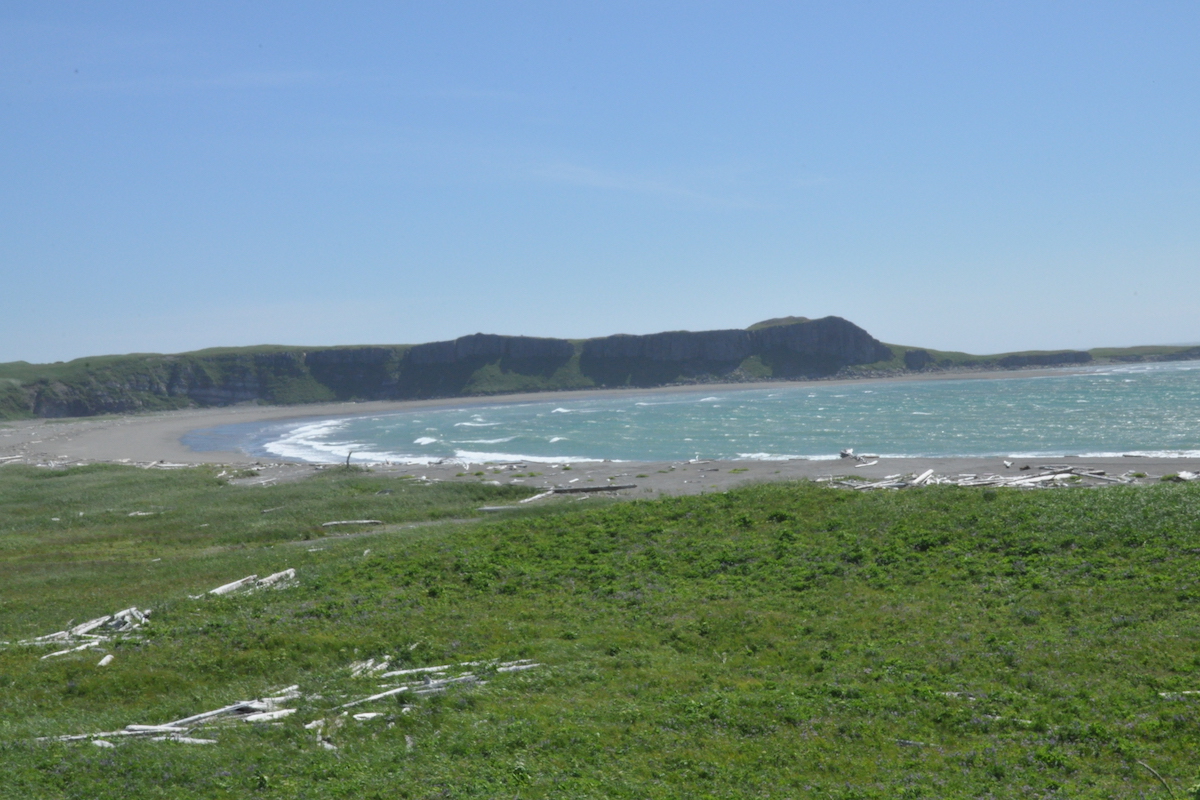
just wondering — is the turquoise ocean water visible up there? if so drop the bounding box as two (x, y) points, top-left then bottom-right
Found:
(182, 361), (1200, 464)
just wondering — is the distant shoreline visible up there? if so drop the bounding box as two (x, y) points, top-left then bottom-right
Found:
(0, 361), (1142, 467)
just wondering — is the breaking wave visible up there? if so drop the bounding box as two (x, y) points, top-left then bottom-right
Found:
(183, 361), (1200, 464)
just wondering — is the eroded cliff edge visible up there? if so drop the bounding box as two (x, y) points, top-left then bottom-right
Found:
(3, 316), (1193, 419)
(2, 317), (894, 418)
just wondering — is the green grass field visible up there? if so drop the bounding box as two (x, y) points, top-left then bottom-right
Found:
(2, 465), (1200, 798)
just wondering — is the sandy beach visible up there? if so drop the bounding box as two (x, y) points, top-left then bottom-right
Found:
(2, 369), (1197, 497)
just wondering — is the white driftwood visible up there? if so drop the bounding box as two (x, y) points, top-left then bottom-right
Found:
(41, 641), (103, 659)
(321, 520), (383, 527)
(911, 469), (935, 486)
(339, 686), (411, 709)
(126, 724), (188, 733)
(166, 701), (266, 728)
(242, 708), (296, 723)
(411, 675), (483, 697)
(519, 490), (555, 504)
(17, 606), (150, 653)
(553, 484), (637, 494)
(255, 569), (296, 589)
(350, 658), (391, 677)
(209, 575), (258, 595)
(98, 654), (114, 667)
(70, 616), (113, 636)
(263, 685), (301, 704)
(380, 664), (453, 678)
(834, 462), (1152, 493)
(377, 658), (534, 679)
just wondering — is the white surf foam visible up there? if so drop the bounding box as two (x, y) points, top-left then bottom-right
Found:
(262, 419), (356, 462)
(454, 450), (602, 464)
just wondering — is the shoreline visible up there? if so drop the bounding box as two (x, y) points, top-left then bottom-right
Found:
(0, 365), (1102, 466)
(2, 364), (1198, 497)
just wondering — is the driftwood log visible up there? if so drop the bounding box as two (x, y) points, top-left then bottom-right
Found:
(552, 484), (636, 494)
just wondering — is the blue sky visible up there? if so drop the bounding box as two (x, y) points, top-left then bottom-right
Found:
(3, 2), (1198, 363)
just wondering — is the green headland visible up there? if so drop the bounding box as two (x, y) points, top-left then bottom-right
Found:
(2, 316), (1197, 421)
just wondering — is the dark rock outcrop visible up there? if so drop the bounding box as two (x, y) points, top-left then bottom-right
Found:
(751, 317), (893, 365)
(996, 351), (1092, 369)
(407, 334), (574, 365)
(1162, 346), (1200, 362)
(582, 329), (753, 362)
(904, 349), (934, 371)
(579, 316), (893, 386)
(305, 347), (403, 399)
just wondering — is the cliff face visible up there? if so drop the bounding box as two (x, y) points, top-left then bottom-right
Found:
(996, 351), (1092, 368)
(7, 316), (1161, 421)
(582, 329), (753, 362)
(408, 334), (574, 365)
(580, 317), (892, 385)
(752, 317), (893, 365)
(902, 348), (1093, 371)
(0, 318), (895, 418)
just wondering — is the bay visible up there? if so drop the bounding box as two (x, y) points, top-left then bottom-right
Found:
(182, 361), (1200, 464)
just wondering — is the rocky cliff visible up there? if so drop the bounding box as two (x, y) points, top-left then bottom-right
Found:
(901, 348), (1093, 371)
(7, 317), (1183, 421)
(580, 316), (892, 385)
(407, 333), (575, 364)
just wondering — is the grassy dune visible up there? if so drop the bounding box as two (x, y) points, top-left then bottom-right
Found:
(2, 466), (1200, 797)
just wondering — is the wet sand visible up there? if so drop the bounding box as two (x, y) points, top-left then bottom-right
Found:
(2, 370), (1197, 497)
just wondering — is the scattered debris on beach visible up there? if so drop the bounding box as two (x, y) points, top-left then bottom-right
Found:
(14, 607), (151, 659)
(39, 685), (304, 746)
(10, 570), (293, 659)
(41, 659), (541, 748)
(840, 448), (879, 466)
(552, 484), (637, 494)
(822, 464), (1149, 491)
(195, 569), (297, 598)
